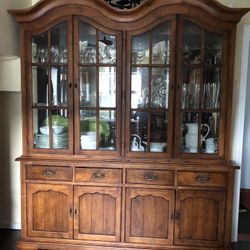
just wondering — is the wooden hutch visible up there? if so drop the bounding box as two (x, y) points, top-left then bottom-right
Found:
(9, 0), (249, 249)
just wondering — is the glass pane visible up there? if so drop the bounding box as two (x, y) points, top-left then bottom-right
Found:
(99, 110), (116, 151)
(181, 68), (201, 109)
(79, 22), (96, 64)
(51, 110), (69, 149)
(33, 109), (49, 149)
(99, 67), (116, 108)
(150, 112), (167, 152)
(80, 110), (97, 150)
(51, 66), (68, 107)
(51, 22), (67, 64)
(201, 112), (219, 154)
(32, 66), (48, 106)
(205, 32), (222, 65)
(151, 68), (169, 109)
(131, 67), (149, 109)
(80, 67), (96, 107)
(203, 68), (221, 109)
(132, 33), (149, 64)
(131, 111), (148, 152)
(99, 33), (116, 64)
(32, 32), (48, 64)
(183, 21), (201, 64)
(152, 22), (170, 65)
(181, 112), (199, 153)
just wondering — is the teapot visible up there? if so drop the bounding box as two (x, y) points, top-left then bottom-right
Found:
(131, 134), (144, 152)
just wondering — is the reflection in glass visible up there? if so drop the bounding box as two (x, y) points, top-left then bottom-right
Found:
(99, 67), (116, 108)
(33, 109), (69, 149)
(99, 33), (116, 64)
(80, 110), (97, 150)
(181, 68), (201, 109)
(51, 110), (69, 149)
(205, 32), (222, 65)
(203, 67), (221, 109)
(32, 66), (48, 106)
(152, 22), (170, 65)
(130, 111), (148, 151)
(150, 112), (167, 152)
(80, 67), (96, 107)
(79, 22), (96, 64)
(51, 22), (67, 64)
(32, 32), (48, 63)
(132, 33), (149, 64)
(99, 110), (116, 150)
(131, 67), (149, 109)
(183, 21), (201, 64)
(201, 112), (219, 154)
(51, 67), (68, 107)
(151, 68), (169, 109)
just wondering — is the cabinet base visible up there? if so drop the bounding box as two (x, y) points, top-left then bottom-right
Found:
(17, 241), (233, 250)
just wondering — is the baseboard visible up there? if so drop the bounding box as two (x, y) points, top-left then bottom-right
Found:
(240, 189), (250, 210)
(0, 222), (21, 230)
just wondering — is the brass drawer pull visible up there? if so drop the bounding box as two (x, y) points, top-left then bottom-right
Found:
(42, 168), (56, 177)
(196, 175), (210, 183)
(144, 172), (158, 181)
(92, 170), (105, 180)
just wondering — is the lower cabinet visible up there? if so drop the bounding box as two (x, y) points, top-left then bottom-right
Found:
(27, 183), (74, 239)
(74, 186), (121, 242)
(25, 168), (229, 250)
(125, 188), (175, 245)
(174, 190), (226, 248)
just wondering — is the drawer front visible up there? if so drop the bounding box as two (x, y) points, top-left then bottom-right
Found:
(75, 168), (122, 183)
(127, 169), (174, 186)
(177, 171), (227, 187)
(26, 166), (73, 181)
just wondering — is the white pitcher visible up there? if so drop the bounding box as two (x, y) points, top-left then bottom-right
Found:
(185, 123), (210, 153)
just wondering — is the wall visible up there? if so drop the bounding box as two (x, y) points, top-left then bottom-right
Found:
(0, 0), (32, 229)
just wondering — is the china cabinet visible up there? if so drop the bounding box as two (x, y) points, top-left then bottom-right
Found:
(9, 0), (249, 249)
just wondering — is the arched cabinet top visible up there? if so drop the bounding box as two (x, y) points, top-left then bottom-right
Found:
(8, 0), (249, 26)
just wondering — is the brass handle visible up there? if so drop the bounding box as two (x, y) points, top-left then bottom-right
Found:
(144, 172), (158, 181)
(42, 168), (56, 177)
(196, 175), (210, 184)
(92, 170), (105, 180)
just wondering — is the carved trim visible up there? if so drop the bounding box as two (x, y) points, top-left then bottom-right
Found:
(8, 0), (249, 23)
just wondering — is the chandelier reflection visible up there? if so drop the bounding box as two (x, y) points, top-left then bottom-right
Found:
(104, 0), (143, 9)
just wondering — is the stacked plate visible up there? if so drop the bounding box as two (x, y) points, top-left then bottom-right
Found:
(34, 133), (68, 149)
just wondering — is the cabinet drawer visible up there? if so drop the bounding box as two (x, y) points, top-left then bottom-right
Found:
(26, 166), (73, 181)
(75, 168), (122, 183)
(127, 169), (174, 186)
(177, 171), (227, 187)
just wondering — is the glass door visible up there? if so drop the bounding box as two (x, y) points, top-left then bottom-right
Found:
(176, 19), (227, 157)
(30, 18), (73, 153)
(74, 18), (122, 155)
(127, 18), (176, 157)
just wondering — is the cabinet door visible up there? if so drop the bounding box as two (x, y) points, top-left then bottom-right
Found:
(175, 190), (226, 247)
(29, 18), (74, 154)
(176, 18), (229, 158)
(126, 17), (176, 159)
(125, 188), (175, 245)
(74, 186), (121, 242)
(27, 183), (73, 238)
(74, 18), (122, 156)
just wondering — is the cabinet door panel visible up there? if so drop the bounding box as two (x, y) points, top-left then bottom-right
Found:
(27, 183), (73, 239)
(175, 190), (226, 247)
(126, 188), (174, 245)
(74, 186), (121, 242)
